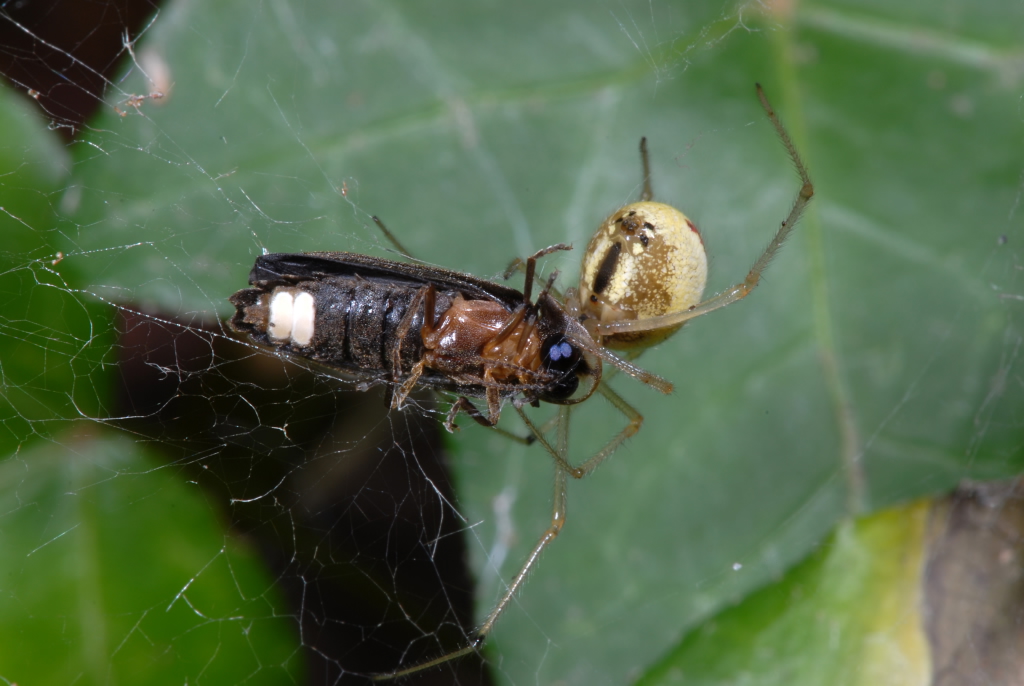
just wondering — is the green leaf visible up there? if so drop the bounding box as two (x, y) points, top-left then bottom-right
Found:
(0, 78), (299, 685)
(638, 501), (931, 686)
(1, 0), (1018, 684)
(0, 81), (114, 451)
(0, 431), (301, 685)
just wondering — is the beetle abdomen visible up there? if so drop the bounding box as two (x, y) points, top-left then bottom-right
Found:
(230, 274), (455, 379)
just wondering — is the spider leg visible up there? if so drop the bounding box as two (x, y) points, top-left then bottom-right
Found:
(515, 405), (578, 476)
(465, 464), (569, 658)
(515, 384), (643, 479)
(372, 410), (572, 681)
(569, 383), (644, 478)
(639, 136), (654, 201)
(459, 388), (641, 665)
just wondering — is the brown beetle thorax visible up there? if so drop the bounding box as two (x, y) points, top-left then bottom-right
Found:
(578, 201), (708, 351)
(422, 295), (544, 384)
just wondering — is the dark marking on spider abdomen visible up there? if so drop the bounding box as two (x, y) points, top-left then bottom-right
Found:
(591, 241), (622, 295)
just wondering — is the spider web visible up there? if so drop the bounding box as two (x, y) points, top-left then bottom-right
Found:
(1, 1), (1023, 685)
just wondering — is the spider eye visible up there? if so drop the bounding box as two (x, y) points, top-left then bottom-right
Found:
(540, 335), (583, 399)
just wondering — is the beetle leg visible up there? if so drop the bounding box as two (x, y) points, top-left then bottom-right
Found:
(390, 284), (436, 409)
(486, 385), (502, 423)
(445, 396), (539, 446)
(487, 304), (528, 347)
(391, 359), (425, 410)
(391, 285), (431, 382)
(445, 396), (492, 432)
(521, 243), (571, 303)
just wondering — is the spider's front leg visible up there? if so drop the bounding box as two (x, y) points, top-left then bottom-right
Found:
(516, 383), (643, 480)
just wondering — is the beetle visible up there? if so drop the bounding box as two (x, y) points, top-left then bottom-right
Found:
(229, 247), (667, 435)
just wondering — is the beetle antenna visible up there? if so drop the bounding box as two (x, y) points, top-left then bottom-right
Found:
(371, 215), (414, 258)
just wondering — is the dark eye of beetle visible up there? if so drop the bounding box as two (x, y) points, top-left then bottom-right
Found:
(540, 336), (582, 399)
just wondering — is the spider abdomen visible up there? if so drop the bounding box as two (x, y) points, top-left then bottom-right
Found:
(578, 201), (708, 351)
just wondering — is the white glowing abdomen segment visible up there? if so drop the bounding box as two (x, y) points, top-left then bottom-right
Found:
(291, 291), (315, 346)
(267, 288), (315, 346)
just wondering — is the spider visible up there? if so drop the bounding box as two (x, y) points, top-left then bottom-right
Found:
(230, 83), (813, 678)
